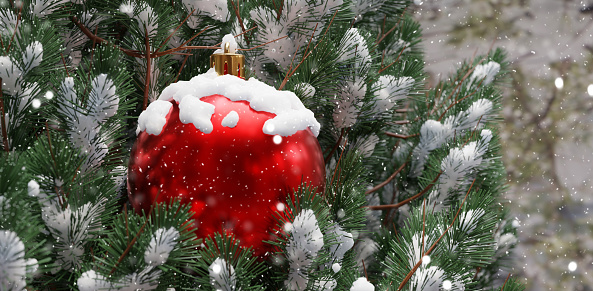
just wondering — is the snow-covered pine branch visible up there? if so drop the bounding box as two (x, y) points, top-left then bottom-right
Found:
(56, 74), (119, 169)
(28, 179), (106, 272)
(427, 129), (493, 211)
(144, 227), (179, 266)
(410, 98), (495, 177)
(285, 209), (324, 291)
(209, 258), (236, 291)
(78, 227), (179, 290)
(371, 75), (414, 115)
(0, 230), (39, 290)
(468, 61), (500, 88)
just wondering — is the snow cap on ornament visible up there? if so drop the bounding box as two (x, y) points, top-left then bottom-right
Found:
(138, 34), (320, 137)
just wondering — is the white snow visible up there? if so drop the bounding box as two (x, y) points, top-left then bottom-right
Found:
(469, 61), (500, 87)
(27, 180), (40, 198)
(327, 223), (354, 262)
(148, 68), (320, 137)
(373, 76), (414, 113)
(0, 230), (37, 290)
(178, 96), (216, 134)
(21, 41), (43, 75)
(332, 263), (341, 273)
(221, 111), (239, 128)
(144, 227), (179, 266)
(214, 34), (238, 54)
(285, 209), (324, 291)
(209, 258), (236, 291)
(89, 74), (118, 122)
(350, 277), (374, 291)
(137, 100), (173, 135)
(183, 0), (229, 22)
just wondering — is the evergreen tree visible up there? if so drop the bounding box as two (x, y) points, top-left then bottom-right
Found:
(0, 0), (522, 290)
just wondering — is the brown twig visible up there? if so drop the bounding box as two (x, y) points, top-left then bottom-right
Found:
(229, 1), (250, 45)
(384, 132), (418, 139)
(110, 190), (161, 275)
(330, 137), (348, 187)
(367, 172), (442, 210)
(378, 45), (406, 74)
(6, 4), (22, 53)
(237, 35), (289, 52)
(277, 9), (339, 90)
(397, 179), (477, 290)
(143, 26), (151, 110)
(44, 121), (66, 209)
(500, 273), (512, 290)
(71, 16), (143, 58)
(175, 55), (190, 83)
(0, 79), (9, 153)
(278, 23), (318, 91)
(156, 9), (196, 53)
(324, 128), (345, 163)
(365, 162), (407, 195)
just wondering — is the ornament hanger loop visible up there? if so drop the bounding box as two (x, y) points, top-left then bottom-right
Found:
(224, 42), (230, 54)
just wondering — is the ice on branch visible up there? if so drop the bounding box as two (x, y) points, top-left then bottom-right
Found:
(0, 230), (38, 290)
(372, 76), (414, 114)
(209, 258), (236, 291)
(429, 129), (492, 210)
(354, 134), (380, 158)
(350, 277), (374, 291)
(144, 227), (179, 266)
(285, 209), (324, 291)
(468, 61), (500, 87)
(410, 99), (494, 177)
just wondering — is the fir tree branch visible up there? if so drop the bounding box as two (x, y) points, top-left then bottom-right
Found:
(71, 16), (145, 58)
(236, 35), (289, 52)
(59, 53), (70, 77)
(501, 273), (512, 290)
(143, 26), (151, 110)
(110, 190), (161, 275)
(278, 23), (318, 91)
(278, 9), (339, 90)
(324, 128), (345, 163)
(229, 0), (250, 45)
(0, 79), (8, 153)
(156, 9), (196, 53)
(365, 162), (407, 195)
(384, 132), (418, 139)
(175, 55), (190, 83)
(397, 178), (477, 291)
(378, 45), (406, 74)
(366, 171), (442, 210)
(437, 77), (485, 122)
(6, 4), (22, 53)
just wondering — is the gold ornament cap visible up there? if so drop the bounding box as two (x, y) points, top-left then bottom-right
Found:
(210, 42), (245, 78)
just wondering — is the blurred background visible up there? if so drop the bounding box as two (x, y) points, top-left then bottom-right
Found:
(412, 0), (593, 289)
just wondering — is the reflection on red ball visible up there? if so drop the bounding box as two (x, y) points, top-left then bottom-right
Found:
(128, 94), (325, 256)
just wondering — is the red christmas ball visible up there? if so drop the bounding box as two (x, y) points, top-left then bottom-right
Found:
(128, 72), (325, 256)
